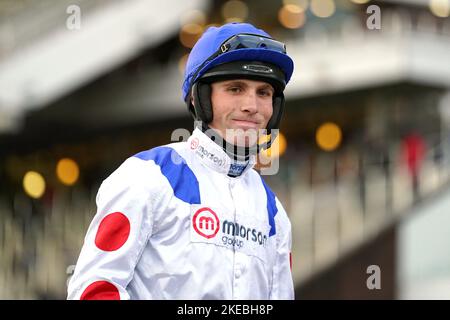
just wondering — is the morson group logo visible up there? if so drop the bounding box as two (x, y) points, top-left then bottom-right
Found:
(192, 207), (220, 239)
(192, 207), (269, 249)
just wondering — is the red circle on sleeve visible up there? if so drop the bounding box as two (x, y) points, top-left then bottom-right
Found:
(95, 212), (130, 251)
(80, 280), (120, 300)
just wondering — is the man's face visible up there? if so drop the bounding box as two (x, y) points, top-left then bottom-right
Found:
(208, 78), (274, 147)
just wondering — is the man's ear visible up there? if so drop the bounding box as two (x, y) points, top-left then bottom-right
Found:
(191, 81), (213, 123)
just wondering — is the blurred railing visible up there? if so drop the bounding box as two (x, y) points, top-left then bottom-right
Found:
(0, 186), (98, 299)
(281, 133), (450, 286)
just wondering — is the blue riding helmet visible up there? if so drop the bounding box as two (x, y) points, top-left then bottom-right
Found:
(182, 22), (294, 100)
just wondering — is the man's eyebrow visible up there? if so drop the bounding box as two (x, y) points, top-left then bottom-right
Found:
(221, 80), (274, 91)
(222, 80), (248, 86)
(258, 83), (275, 92)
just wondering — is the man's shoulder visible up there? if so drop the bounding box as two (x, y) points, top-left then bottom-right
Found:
(116, 141), (200, 205)
(101, 142), (187, 187)
(123, 141), (198, 184)
(132, 142), (187, 163)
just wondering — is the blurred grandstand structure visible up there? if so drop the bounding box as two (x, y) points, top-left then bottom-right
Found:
(1, 0), (450, 299)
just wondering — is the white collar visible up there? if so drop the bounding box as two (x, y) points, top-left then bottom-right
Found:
(187, 128), (256, 177)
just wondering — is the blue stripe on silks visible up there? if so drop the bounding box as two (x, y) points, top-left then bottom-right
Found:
(260, 176), (277, 237)
(134, 147), (201, 205)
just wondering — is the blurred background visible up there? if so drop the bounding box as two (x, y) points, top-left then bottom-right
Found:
(1, 0), (450, 299)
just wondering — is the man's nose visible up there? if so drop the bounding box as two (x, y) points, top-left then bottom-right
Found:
(240, 91), (258, 113)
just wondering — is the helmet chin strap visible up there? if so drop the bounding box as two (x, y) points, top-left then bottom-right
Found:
(195, 121), (277, 162)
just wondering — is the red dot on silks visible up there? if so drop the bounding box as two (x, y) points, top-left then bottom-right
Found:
(95, 212), (130, 251)
(80, 280), (120, 300)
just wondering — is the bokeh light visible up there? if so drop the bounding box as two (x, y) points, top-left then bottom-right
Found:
(222, 0), (249, 23)
(179, 23), (204, 48)
(429, 0), (450, 18)
(310, 0), (336, 18)
(316, 122), (342, 151)
(56, 158), (80, 186)
(278, 4), (307, 29)
(261, 132), (287, 158)
(350, 0), (371, 4)
(23, 171), (46, 199)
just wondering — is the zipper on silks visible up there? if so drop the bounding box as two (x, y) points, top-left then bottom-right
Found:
(228, 178), (238, 299)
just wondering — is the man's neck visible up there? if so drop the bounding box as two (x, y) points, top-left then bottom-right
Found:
(188, 125), (257, 177)
(199, 122), (256, 163)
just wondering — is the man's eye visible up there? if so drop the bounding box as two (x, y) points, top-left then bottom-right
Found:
(228, 87), (242, 93)
(258, 90), (272, 97)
